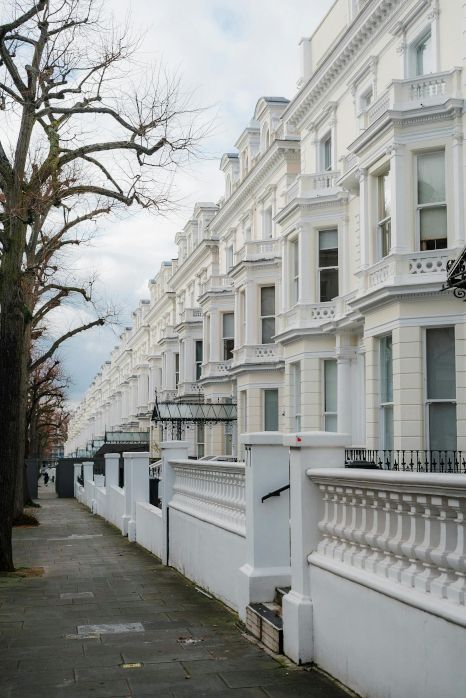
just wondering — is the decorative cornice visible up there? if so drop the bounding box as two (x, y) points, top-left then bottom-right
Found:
(283, 0), (405, 129)
(211, 140), (300, 233)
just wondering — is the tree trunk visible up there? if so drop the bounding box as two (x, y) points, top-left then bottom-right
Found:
(13, 324), (32, 521)
(0, 228), (27, 571)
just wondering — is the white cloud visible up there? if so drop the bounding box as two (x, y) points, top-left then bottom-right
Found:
(59, 0), (333, 402)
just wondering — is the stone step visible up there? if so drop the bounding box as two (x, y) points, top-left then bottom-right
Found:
(246, 602), (283, 654)
(274, 585), (291, 606)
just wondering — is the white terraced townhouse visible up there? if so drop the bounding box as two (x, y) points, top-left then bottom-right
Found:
(66, 0), (466, 472)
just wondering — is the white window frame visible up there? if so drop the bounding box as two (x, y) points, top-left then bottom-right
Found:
(416, 149), (447, 251)
(377, 168), (391, 259)
(195, 340), (203, 381)
(196, 423), (205, 459)
(174, 352), (180, 389)
(222, 312), (234, 360)
(321, 132), (332, 172)
(263, 388), (279, 432)
(291, 362), (301, 431)
(424, 326), (457, 453)
(226, 244), (234, 271)
(260, 285), (275, 345)
(379, 334), (393, 452)
(322, 359), (337, 432)
(318, 228), (339, 303)
(240, 390), (248, 433)
(262, 206), (273, 239)
(290, 237), (299, 306)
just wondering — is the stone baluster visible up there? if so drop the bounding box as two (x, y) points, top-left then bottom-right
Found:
(446, 498), (466, 604)
(413, 495), (442, 593)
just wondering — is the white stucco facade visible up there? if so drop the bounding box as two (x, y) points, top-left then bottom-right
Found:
(66, 0), (466, 463)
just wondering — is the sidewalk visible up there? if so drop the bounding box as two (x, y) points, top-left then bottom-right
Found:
(0, 494), (349, 697)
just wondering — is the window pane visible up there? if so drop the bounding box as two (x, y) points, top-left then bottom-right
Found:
(429, 402), (457, 451)
(426, 327), (456, 399)
(223, 313), (234, 338)
(325, 414), (337, 432)
(264, 389), (279, 431)
(261, 286), (275, 316)
(380, 335), (393, 403)
(319, 229), (338, 251)
(324, 360), (337, 412)
(418, 152), (445, 204)
(195, 340), (203, 362)
(319, 248), (338, 267)
(261, 317), (275, 344)
(420, 206), (447, 240)
(320, 268), (339, 302)
(223, 338), (234, 360)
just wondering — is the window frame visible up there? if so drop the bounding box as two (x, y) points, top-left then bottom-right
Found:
(424, 326), (457, 453)
(263, 388), (279, 432)
(291, 362), (301, 431)
(322, 359), (337, 432)
(222, 312), (235, 361)
(416, 149), (447, 251)
(290, 237), (299, 306)
(260, 285), (276, 345)
(195, 340), (203, 381)
(318, 228), (339, 303)
(379, 334), (394, 451)
(377, 168), (392, 259)
(321, 133), (332, 172)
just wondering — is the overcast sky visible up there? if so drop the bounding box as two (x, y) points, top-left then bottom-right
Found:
(59, 0), (333, 405)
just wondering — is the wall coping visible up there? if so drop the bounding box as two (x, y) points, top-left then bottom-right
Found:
(283, 432), (350, 448)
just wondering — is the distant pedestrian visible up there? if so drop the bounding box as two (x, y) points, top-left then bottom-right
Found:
(44, 472), (49, 487)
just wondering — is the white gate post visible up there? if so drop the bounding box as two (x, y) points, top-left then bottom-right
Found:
(237, 432), (290, 620)
(127, 452), (150, 542)
(104, 452), (120, 488)
(160, 441), (189, 565)
(282, 432), (349, 665)
(82, 461), (94, 510)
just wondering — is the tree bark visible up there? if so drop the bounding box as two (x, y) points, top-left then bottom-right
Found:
(0, 224), (27, 570)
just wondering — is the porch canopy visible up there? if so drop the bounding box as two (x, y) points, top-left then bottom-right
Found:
(151, 400), (236, 424)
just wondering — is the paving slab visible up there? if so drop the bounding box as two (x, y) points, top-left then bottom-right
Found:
(0, 492), (351, 697)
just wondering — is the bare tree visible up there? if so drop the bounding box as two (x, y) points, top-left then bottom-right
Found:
(27, 357), (69, 467)
(0, 0), (203, 570)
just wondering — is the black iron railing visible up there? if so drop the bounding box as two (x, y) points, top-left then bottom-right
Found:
(345, 449), (466, 474)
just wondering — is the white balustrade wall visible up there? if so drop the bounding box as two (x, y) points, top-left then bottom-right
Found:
(72, 434), (466, 698)
(302, 466), (466, 698)
(167, 457), (246, 610)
